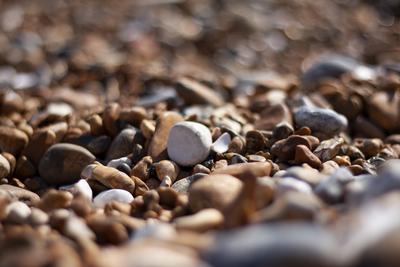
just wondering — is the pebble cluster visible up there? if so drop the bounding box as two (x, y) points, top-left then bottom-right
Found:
(1, 1), (400, 267)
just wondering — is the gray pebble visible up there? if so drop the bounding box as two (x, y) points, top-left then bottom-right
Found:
(294, 106), (348, 137)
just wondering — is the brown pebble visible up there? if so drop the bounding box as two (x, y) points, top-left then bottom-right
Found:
(21, 129), (56, 166)
(0, 184), (39, 205)
(0, 126), (29, 156)
(88, 113), (105, 136)
(314, 137), (344, 162)
(153, 160), (180, 182)
(140, 119), (156, 139)
(354, 138), (383, 158)
(212, 162), (272, 178)
(102, 103), (121, 137)
(131, 156), (152, 181)
(188, 174), (242, 212)
(271, 135), (311, 162)
(15, 155), (36, 179)
(174, 208), (224, 232)
(227, 136), (245, 154)
(39, 189), (73, 212)
(148, 112), (183, 161)
(82, 163), (135, 194)
(193, 164), (211, 174)
(1, 152), (16, 176)
(294, 145), (322, 169)
(245, 130), (266, 154)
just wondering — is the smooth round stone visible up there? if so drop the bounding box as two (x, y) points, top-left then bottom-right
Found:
(93, 189), (134, 208)
(0, 126), (29, 156)
(167, 121), (212, 166)
(0, 184), (40, 204)
(294, 106), (348, 137)
(0, 154), (10, 178)
(59, 179), (93, 200)
(39, 143), (96, 186)
(188, 174), (242, 212)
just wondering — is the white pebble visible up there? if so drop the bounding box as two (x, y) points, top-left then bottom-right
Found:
(93, 189), (134, 208)
(167, 121), (212, 166)
(107, 157), (132, 168)
(59, 179), (93, 200)
(276, 177), (312, 196)
(6, 201), (31, 224)
(211, 132), (231, 154)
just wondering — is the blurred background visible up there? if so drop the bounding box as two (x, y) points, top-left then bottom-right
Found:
(0, 0), (398, 94)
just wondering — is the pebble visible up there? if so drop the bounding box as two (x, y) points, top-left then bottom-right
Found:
(206, 223), (339, 267)
(153, 160), (180, 182)
(5, 201), (31, 224)
(107, 157), (132, 169)
(105, 128), (136, 161)
(167, 121), (212, 166)
(315, 167), (354, 204)
(39, 143), (96, 185)
(171, 173), (207, 194)
(0, 126), (29, 155)
(21, 128), (56, 166)
(0, 154), (10, 178)
(176, 77), (224, 107)
(81, 162), (135, 195)
(59, 179), (93, 200)
(174, 208), (224, 232)
(0, 184), (40, 204)
(93, 189), (134, 208)
(294, 144), (322, 169)
(271, 135), (311, 162)
(294, 106), (348, 138)
(211, 132), (231, 154)
(313, 137), (344, 162)
(302, 55), (359, 88)
(212, 162), (272, 178)
(148, 112), (183, 161)
(188, 174), (242, 212)
(276, 177), (313, 196)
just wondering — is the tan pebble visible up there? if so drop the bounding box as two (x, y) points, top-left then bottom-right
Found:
(88, 113), (105, 136)
(1, 152), (15, 176)
(247, 154), (266, 162)
(294, 145), (322, 169)
(193, 164), (211, 174)
(148, 112), (183, 161)
(227, 136), (245, 153)
(0, 126), (29, 156)
(347, 164), (364, 175)
(160, 176), (172, 187)
(140, 119), (156, 139)
(320, 160), (340, 175)
(119, 107), (147, 126)
(188, 174), (242, 212)
(154, 160), (180, 182)
(354, 138), (383, 158)
(212, 162), (272, 178)
(87, 214), (129, 244)
(213, 159), (228, 170)
(174, 208), (224, 232)
(158, 187), (178, 208)
(40, 122), (68, 143)
(102, 103), (121, 137)
(0, 184), (40, 205)
(332, 155), (351, 166)
(82, 162), (135, 194)
(245, 130), (266, 154)
(0, 154), (10, 178)
(131, 175), (149, 196)
(39, 189), (73, 212)
(131, 156), (152, 180)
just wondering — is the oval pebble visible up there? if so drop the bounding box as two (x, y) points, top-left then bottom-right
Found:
(93, 189), (134, 208)
(294, 106), (348, 138)
(39, 143), (96, 186)
(167, 121), (212, 166)
(0, 154), (10, 178)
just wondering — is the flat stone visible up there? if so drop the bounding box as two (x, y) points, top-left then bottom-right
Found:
(294, 145), (322, 169)
(93, 189), (134, 208)
(39, 143), (96, 185)
(188, 174), (242, 212)
(174, 208), (224, 232)
(271, 135), (311, 162)
(167, 121), (212, 166)
(0, 126), (29, 156)
(148, 112), (183, 161)
(294, 106), (348, 138)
